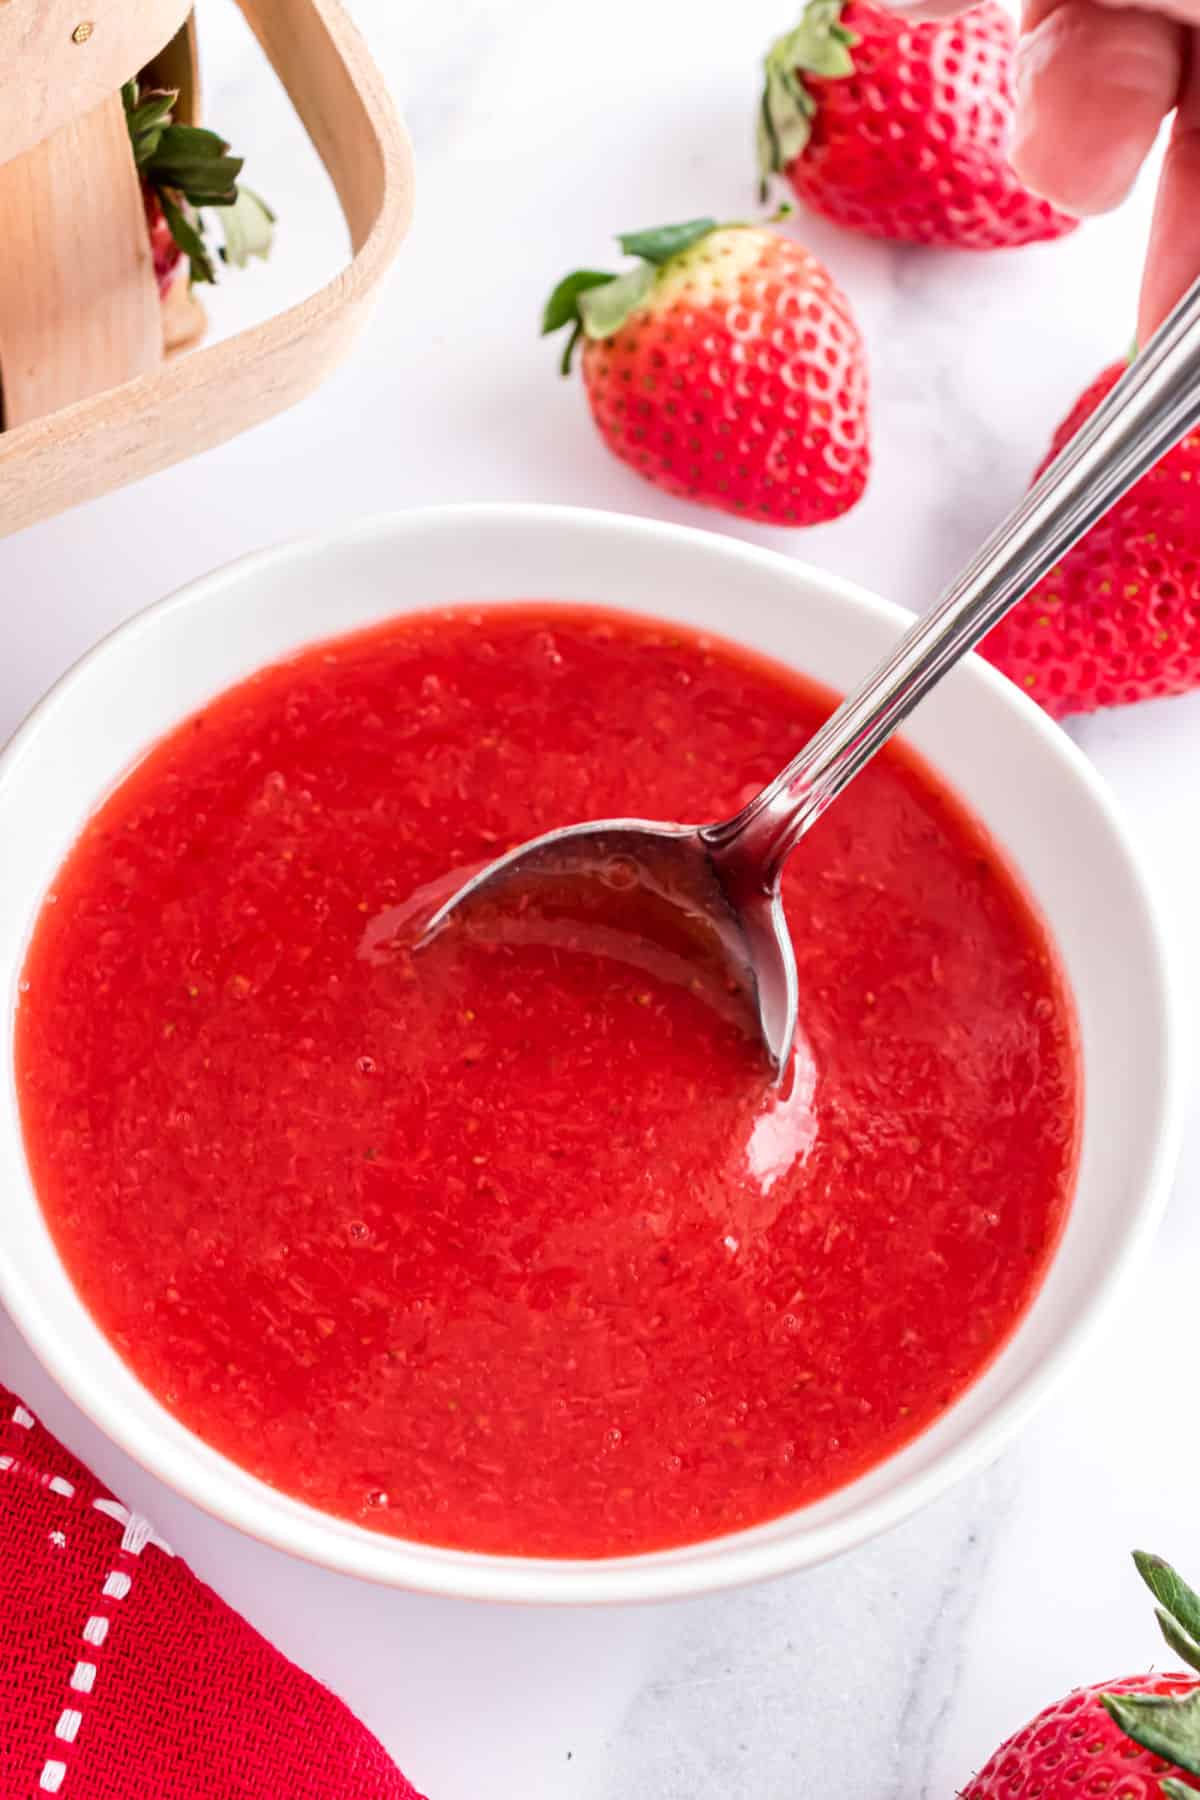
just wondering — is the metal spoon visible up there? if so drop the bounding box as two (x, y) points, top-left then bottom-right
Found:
(426, 277), (1200, 1077)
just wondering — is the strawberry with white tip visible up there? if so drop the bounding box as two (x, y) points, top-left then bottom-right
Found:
(544, 215), (869, 526)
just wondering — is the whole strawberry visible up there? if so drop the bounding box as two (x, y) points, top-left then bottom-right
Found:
(123, 78), (276, 295)
(757, 0), (1078, 249)
(543, 217), (868, 525)
(963, 1553), (1200, 1800)
(981, 362), (1200, 717)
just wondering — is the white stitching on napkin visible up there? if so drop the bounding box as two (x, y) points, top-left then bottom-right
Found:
(33, 1460), (174, 1790)
(0, 1450), (82, 1497)
(91, 1497), (174, 1557)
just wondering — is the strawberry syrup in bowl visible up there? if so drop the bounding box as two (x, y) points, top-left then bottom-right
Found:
(0, 507), (1181, 1602)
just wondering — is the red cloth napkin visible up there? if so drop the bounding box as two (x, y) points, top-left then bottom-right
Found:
(0, 1385), (424, 1798)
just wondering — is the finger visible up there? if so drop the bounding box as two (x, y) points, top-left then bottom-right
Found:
(1139, 27), (1200, 336)
(1009, 0), (1185, 213)
(1085, 0), (1200, 26)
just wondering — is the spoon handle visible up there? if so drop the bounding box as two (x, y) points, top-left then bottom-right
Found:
(712, 274), (1200, 883)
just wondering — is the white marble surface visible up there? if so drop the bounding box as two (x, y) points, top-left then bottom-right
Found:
(3, 2), (1199, 1794)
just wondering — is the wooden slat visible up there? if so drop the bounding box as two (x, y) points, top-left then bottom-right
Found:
(0, 91), (160, 428)
(145, 10), (201, 126)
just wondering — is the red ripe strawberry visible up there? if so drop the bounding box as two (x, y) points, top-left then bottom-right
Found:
(966, 1676), (1200, 1800)
(981, 362), (1200, 717)
(757, 0), (1078, 249)
(141, 183), (183, 298)
(543, 217), (869, 526)
(963, 1554), (1200, 1800)
(122, 78), (275, 294)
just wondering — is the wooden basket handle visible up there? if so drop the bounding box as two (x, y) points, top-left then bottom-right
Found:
(0, 0), (413, 540)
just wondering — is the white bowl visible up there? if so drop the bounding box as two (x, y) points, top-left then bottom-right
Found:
(0, 505), (1182, 1604)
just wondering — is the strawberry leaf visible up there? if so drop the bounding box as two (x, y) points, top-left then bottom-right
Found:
(542, 270), (615, 336)
(557, 325), (584, 376)
(218, 186), (276, 268)
(155, 122), (237, 165)
(1102, 1690), (1200, 1778)
(1136, 1555), (1200, 1660)
(617, 218), (717, 264)
(758, 61), (815, 187)
(578, 262), (656, 339)
(1157, 1610), (1200, 1680)
(126, 98), (176, 160)
(158, 190), (217, 286)
(758, 0), (857, 188)
(787, 0), (858, 78)
(149, 125), (243, 206)
(544, 215), (744, 371)
(124, 82), (180, 167)
(1162, 1781), (1196, 1799)
(542, 270), (619, 373)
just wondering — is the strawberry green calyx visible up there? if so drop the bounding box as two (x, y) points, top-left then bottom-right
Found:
(542, 218), (721, 373)
(1102, 1553), (1200, 1787)
(758, 0), (858, 196)
(122, 78), (275, 286)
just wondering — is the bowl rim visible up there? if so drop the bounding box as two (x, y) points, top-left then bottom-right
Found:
(0, 502), (1185, 1605)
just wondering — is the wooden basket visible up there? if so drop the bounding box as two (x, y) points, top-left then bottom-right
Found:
(0, 0), (413, 538)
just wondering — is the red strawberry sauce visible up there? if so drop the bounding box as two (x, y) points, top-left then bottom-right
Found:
(16, 605), (1079, 1557)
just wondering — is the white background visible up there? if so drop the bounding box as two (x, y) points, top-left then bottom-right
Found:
(3, 2), (1199, 1794)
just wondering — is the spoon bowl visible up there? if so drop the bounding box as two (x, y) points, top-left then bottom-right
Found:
(421, 816), (799, 1075)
